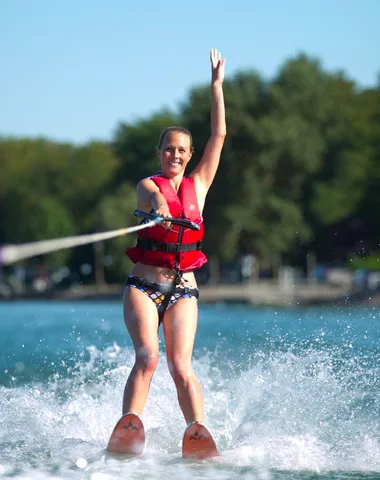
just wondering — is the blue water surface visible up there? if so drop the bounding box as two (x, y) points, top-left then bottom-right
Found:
(0, 300), (380, 479)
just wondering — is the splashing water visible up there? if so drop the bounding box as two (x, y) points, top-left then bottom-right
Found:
(1, 302), (380, 479)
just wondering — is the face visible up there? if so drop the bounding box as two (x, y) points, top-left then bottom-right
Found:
(158, 132), (192, 177)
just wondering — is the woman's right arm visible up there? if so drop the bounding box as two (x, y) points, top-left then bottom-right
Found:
(137, 178), (171, 219)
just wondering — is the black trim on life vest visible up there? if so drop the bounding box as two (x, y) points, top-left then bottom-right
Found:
(136, 238), (203, 253)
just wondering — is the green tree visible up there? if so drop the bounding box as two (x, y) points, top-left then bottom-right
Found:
(57, 141), (120, 231)
(95, 183), (138, 283)
(112, 110), (178, 186)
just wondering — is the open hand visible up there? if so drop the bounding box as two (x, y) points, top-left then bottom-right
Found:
(210, 48), (225, 84)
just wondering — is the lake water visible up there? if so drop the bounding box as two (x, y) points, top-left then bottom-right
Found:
(1, 300), (379, 479)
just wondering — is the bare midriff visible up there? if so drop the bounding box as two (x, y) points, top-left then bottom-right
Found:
(130, 262), (197, 287)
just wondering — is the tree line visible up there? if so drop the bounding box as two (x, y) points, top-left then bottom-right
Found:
(1, 54), (380, 285)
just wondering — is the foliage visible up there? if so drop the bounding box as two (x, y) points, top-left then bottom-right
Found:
(1, 53), (379, 283)
(348, 253), (380, 271)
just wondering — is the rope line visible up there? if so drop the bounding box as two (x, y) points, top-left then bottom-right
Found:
(0, 220), (158, 266)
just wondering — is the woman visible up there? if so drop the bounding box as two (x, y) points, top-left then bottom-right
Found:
(123, 48), (226, 428)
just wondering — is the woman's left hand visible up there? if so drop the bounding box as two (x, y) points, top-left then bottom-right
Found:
(210, 48), (225, 84)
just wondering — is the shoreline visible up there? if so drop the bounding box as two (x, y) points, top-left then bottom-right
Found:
(1, 281), (379, 306)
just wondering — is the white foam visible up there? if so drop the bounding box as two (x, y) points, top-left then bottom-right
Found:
(1, 341), (380, 478)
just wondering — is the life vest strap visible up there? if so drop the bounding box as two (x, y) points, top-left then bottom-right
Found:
(136, 238), (203, 253)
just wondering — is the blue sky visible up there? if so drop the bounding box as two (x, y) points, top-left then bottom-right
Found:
(1, 0), (379, 144)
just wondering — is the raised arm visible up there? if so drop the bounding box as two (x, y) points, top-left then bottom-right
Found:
(190, 49), (226, 197)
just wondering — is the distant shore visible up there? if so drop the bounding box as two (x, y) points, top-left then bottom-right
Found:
(2, 281), (379, 306)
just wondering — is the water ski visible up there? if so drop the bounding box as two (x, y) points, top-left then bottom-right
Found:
(106, 412), (145, 455)
(182, 421), (219, 459)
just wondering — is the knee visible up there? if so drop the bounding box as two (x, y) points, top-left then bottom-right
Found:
(135, 346), (158, 374)
(167, 357), (192, 384)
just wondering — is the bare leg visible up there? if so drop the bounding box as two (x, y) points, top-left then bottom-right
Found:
(162, 298), (204, 424)
(122, 286), (160, 415)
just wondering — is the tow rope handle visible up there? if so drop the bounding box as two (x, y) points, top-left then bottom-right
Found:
(133, 210), (200, 232)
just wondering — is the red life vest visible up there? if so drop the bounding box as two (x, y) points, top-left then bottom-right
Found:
(126, 175), (207, 272)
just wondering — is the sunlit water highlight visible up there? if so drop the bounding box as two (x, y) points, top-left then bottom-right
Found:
(0, 301), (379, 479)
